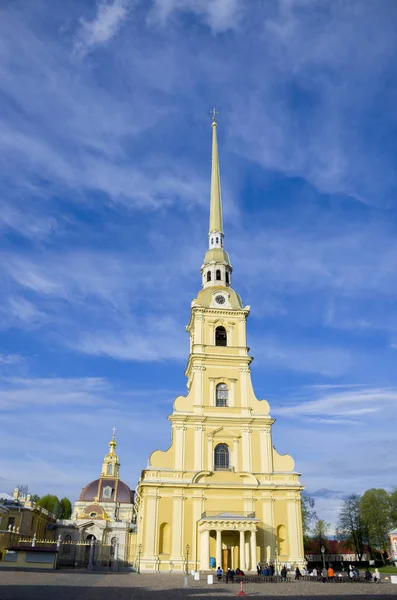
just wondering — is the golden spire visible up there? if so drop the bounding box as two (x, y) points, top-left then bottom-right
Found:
(101, 428), (120, 478)
(209, 109), (223, 234)
(109, 426), (117, 454)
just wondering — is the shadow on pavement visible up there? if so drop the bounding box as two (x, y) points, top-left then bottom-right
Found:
(0, 587), (396, 600)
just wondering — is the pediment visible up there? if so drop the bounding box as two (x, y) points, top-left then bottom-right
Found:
(208, 426), (241, 439)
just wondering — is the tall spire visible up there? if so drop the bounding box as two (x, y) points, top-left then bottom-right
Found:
(201, 111), (232, 290)
(209, 109), (223, 235)
(101, 428), (120, 478)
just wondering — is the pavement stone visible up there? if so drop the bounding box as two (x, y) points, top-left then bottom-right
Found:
(0, 571), (395, 600)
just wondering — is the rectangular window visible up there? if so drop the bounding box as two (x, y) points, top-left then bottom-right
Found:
(7, 517), (15, 529)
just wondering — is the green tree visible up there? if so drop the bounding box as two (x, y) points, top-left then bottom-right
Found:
(336, 494), (364, 560)
(59, 497), (72, 519)
(390, 488), (397, 528)
(360, 488), (391, 562)
(30, 494), (40, 503)
(301, 494), (317, 549)
(312, 518), (330, 554)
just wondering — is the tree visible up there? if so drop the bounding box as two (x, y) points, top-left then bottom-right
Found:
(312, 518), (330, 554)
(30, 494), (40, 503)
(336, 494), (364, 560)
(301, 494), (317, 549)
(36, 494), (72, 519)
(360, 488), (391, 562)
(59, 497), (72, 520)
(390, 488), (397, 528)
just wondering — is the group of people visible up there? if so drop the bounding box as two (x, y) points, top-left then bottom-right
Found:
(216, 562), (381, 584)
(256, 562), (275, 576)
(217, 567), (245, 582)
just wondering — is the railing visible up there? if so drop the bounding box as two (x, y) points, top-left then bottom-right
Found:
(201, 511), (256, 518)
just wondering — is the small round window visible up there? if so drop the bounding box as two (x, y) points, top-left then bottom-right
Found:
(89, 512), (97, 518)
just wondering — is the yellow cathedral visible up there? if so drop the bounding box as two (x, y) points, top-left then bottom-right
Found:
(134, 115), (305, 573)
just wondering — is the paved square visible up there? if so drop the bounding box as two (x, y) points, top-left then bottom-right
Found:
(0, 572), (396, 600)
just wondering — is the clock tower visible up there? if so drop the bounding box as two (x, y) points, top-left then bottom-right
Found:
(134, 115), (305, 573)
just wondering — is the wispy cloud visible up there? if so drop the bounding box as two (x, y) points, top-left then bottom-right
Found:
(273, 386), (397, 421)
(75, 0), (130, 55)
(148, 0), (242, 32)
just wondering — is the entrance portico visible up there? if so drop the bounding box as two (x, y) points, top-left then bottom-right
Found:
(198, 512), (259, 571)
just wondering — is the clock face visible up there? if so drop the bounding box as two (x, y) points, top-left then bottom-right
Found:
(215, 295), (226, 305)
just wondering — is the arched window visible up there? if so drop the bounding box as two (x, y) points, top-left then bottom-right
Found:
(225, 272), (229, 284)
(216, 269), (221, 281)
(277, 524), (288, 555)
(207, 271), (211, 282)
(216, 383), (228, 407)
(107, 463), (113, 475)
(215, 326), (227, 346)
(216, 237), (219, 243)
(214, 443), (230, 470)
(159, 522), (171, 554)
(211, 238), (214, 244)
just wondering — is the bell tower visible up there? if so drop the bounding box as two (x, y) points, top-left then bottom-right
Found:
(134, 115), (305, 573)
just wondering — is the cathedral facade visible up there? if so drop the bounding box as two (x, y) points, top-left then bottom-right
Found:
(134, 116), (305, 572)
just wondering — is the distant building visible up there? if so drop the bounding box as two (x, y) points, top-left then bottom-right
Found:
(0, 489), (56, 556)
(389, 529), (397, 565)
(55, 431), (134, 564)
(305, 539), (369, 562)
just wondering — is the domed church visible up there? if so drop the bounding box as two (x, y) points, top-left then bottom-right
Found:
(73, 429), (134, 522)
(56, 431), (134, 562)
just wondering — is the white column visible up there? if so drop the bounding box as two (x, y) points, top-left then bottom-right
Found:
(200, 529), (210, 571)
(207, 436), (213, 470)
(170, 496), (184, 561)
(174, 426), (185, 470)
(209, 379), (215, 406)
(250, 530), (257, 570)
(216, 530), (222, 568)
(229, 380), (236, 407)
(194, 426), (203, 471)
(239, 530), (245, 570)
(233, 438), (239, 472)
(260, 428), (273, 473)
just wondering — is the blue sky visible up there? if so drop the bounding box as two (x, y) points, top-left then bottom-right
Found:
(1, 0), (397, 528)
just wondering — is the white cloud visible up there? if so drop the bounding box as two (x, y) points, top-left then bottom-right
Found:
(273, 386), (397, 421)
(0, 354), (24, 365)
(148, 0), (242, 32)
(75, 0), (130, 54)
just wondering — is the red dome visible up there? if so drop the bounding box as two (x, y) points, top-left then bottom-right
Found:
(79, 478), (134, 504)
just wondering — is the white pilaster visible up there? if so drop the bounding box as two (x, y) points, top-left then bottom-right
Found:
(260, 428), (273, 473)
(250, 530), (257, 570)
(216, 530), (222, 568)
(200, 529), (210, 571)
(239, 530), (245, 570)
(194, 426), (204, 471)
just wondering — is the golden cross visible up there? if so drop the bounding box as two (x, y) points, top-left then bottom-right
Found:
(112, 426), (116, 438)
(211, 108), (219, 123)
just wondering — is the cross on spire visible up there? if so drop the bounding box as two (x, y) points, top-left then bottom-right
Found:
(112, 426), (116, 439)
(211, 108), (218, 124)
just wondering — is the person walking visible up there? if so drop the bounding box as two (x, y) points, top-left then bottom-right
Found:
(281, 565), (287, 582)
(373, 568), (381, 583)
(216, 566), (223, 581)
(256, 562), (262, 575)
(295, 566), (301, 580)
(321, 567), (327, 583)
(327, 565), (334, 581)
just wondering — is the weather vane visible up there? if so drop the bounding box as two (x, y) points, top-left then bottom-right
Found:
(210, 108), (218, 123)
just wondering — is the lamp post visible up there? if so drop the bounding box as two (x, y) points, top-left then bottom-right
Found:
(137, 543), (142, 574)
(321, 545), (326, 569)
(185, 544), (190, 576)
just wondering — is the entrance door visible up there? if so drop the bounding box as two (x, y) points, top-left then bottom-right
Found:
(222, 549), (231, 572)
